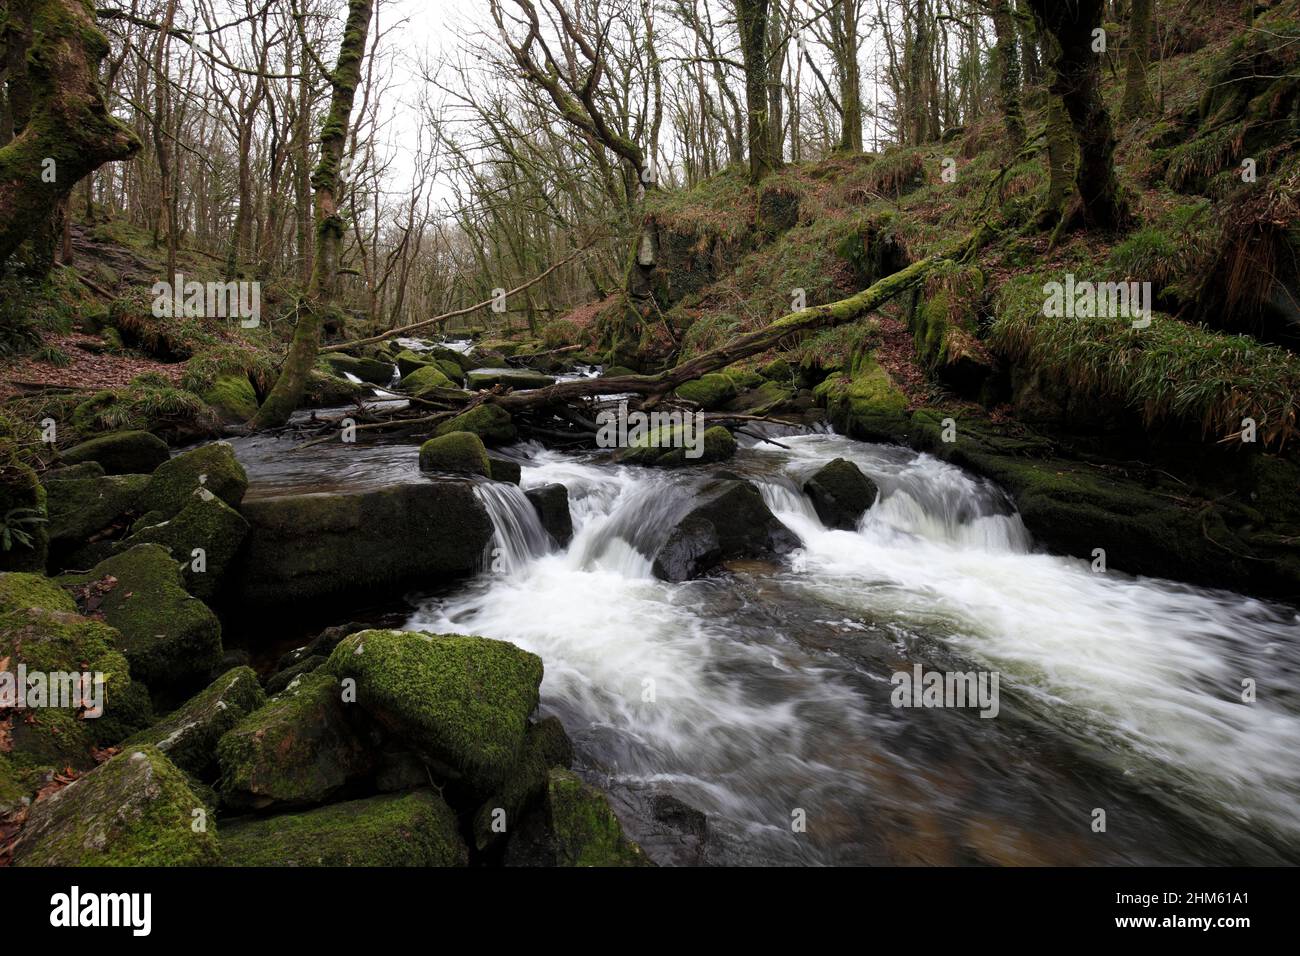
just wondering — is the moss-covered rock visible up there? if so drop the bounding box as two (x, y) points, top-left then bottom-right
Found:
(525, 483), (573, 546)
(472, 717), (573, 851)
(221, 789), (468, 867)
(321, 352), (394, 385)
(231, 483), (492, 608)
(434, 358), (466, 383)
(304, 369), (365, 408)
(674, 373), (738, 409)
(804, 458), (879, 530)
(201, 374), (258, 424)
(265, 655), (326, 696)
(816, 353), (911, 442)
(216, 670), (374, 810)
(759, 357), (792, 381)
(433, 404), (516, 445)
(509, 768), (649, 867)
(395, 349), (434, 378)
(140, 441), (247, 520)
(466, 368), (556, 391)
(326, 630), (543, 794)
(0, 570), (76, 613)
(121, 491), (249, 602)
(127, 667), (265, 779)
(399, 364), (456, 394)
(418, 431), (490, 476)
(43, 461), (106, 481)
(60, 430), (170, 475)
(43, 473), (148, 562)
(60, 544), (222, 693)
(87, 678), (154, 749)
(909, 263), (992, 396)
(10, 746), (220, 867)
(488, 456), (522, 485)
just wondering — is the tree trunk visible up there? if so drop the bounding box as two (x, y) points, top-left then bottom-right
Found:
(736, 0), (775, 184)
(0, 0), (139, 269)
(1026, 0), (1127, 230)
(992, 0), (1026, 150)
(251, 0), (374, 429)
(1122, 0), (1154, 119)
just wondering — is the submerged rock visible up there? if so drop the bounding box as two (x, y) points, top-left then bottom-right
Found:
(652, 479), (799, 582)
(326, 629), (543, 794)
(232, 482), (492, 608)
(60, 430), (170, 475)
(804, 458), (879, 530)
(10, 746), (221, 867)
(216, 670), (374, 810)
(220, 789), (467, 867)
(60, 544), (223, 693)
(525, 483), (573, 546)
(127, 667), (266, 779)
(419, 431), (490, 476)
(141, 441), (248, 520)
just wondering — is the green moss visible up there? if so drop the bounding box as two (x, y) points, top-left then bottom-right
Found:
(465, 368), (556, 390)
(816, 354), (911, 441)
(59, 430), (169, 475)
(59, 544), (222, 691)
(326, 629), (543, 793)
(418, 431), (490, 476)
(304, 369), (365, 407)
(127, 667), (265, 779)
(140, 441), (248, 519)
(472, 716), (572, 851)
(433, 404), (517, 445)
(123, 491), (250, 602)
(395, 349), (434, 378)
(201, 374), (258, 424)
(321, 352), (393, 384)
(0, 571), (76, 613)
(70, 377), (215, 437)
(674, 373), (737, 409)
(545, 768), (650, 867)
(11, 746), (220, 867)
(221, 789), (468, 867)
(0, 604), (131, 707)
(216, 669), (371, 809)
(399, 364), (456, 394)
(44, 473), (147, 551)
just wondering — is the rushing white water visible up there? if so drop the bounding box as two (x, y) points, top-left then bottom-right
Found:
(403, 432), (1300, 865)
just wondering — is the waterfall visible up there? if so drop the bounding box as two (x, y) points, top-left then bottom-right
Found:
(471, 479), (554, 575)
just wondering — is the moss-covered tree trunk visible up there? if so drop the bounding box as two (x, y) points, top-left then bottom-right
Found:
(1122, 0), (1154, 119)
(251, 0), (374, 429)
(1026, 0), (1127, 230)
(0, 0), (139, 269)
(991, 0), (1026, 150)
(736, 0), (776, 185)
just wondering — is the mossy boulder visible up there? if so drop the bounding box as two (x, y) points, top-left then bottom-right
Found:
(127, 667), (266, 779)
(472, 716), (573, 851)
(60, 430), (170, 475)
(525, 483), (573, 546)
(816, 353), (911, 442)
(60, 544), (222, 693)
(221, 789), (468, 867)
(466, 368), (556, 391)
(0, 456), (47, 572)
(419, 431), (490, 477)
(759, 357), (792, 381)
(674, 373), (737, 410)
(434, 358), (466, 383)
(652, 479), (799, 582)
(321, 352), (394, 384)
(737, 380), (795, 415)
(216, 670), (374, 810)
(140, 441), (248, 520)
(804, 458), (879, 530)
(202, 374), (258, 424)
(231, 483), (492, 608)
(433, 404), (516, 445)
(43, 461), (106, 481)
(400, 364), (457, 394)
(508, 768), (649, 867)
(0, 570), (77, 614)
(909, 264), (991, 397)
(395, 349), (435, 378)
(121, 490), (250, 602)
(326, 630), (544, 794)
(304, 369), (365, 408)
(617, 421), (734, 468)
(10, 746), (220, 867)
(43, 473), (148, 559)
